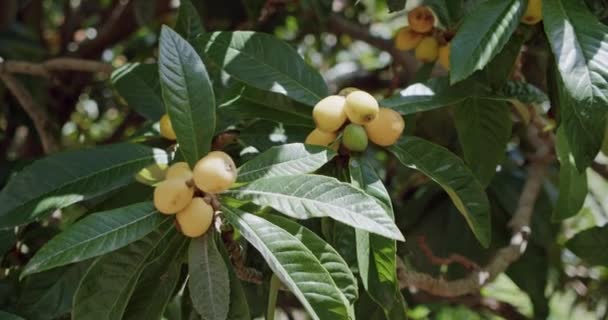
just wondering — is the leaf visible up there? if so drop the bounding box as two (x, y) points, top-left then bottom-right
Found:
(263, 214), (358, 303)
(159, 25), (216, 167)
(196, 31), (328, 106)
(112, 63), (165, 120)
(175, 0), (204, 43)
(501, 81), (549, 104)
(566, 225), (608, 266)
(16, 262), (91, 320)
(0, 311), (24, 320)
(387, 0), (405, 12)
(123, 234), (188, 320)
(381, 77), (469, 115)
(218, 81), (314, 127)
(72, 221), (176, 320)
(217, 239), (251, 320)
(553, 127), (587, 221)
(22, 202), (169, 277)
(222, 206), (350, 320)
(349, 158), (398, 311)
(0, 143), (168, 229)
(0, 230), (15, 256)
(450, 0), (524, 83)
(238, 120), (309, 152)
(226, 175), (404, 241)
(544, 0), (608, 170)
(454, 98), (512, 186)
(482, 30), (527, 89)
(237, 143), (336, 183)
(188, 233), (230, 320)
(389, 136), (491, 247)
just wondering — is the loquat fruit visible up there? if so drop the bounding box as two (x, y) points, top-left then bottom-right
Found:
(394, 27), (424, 51)
(415, 36), (439, 63)
(305, 129), (338, 151)
(345, 91), (379, 125)
(193, 151), (237, 194)
(176, 197), (214, 238)
(153, 179), (194, 214)
(313, 95), (347, 133)
(159, 114), (177, 140)
(364, 108), (405, 147)
(408, 6), (435, 33)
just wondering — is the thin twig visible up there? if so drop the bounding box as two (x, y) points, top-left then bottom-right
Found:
(417, 235), (480, 271)
(1, 58), (113, 77)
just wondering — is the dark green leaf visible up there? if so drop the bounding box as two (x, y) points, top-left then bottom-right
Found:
(482, 30), (527, 89)
(0, 311), (24, 320)
(0, 143), (167, 229)
(454, 98), (512, 186)
(188, 233), (230, 320)
(22, 202), (168, 277)
(389, 136), (491, 247)
(159, 25), (216, 167)
(196, 31), (328, 106)
(175, 0), (204, 43)
(381, 78), (469, 115)
(112, 63), (164, 120)
(217, 238), (251, 320)
(222, 206), (350, 320)
(387, 0), (405, 12)
(450, 0), (524, 83)
(566, 225), (608, 266)
(553, 127), (587, 220)
(226, 175), (404, 241)
(237, 143), (336, 183)
(0, 230), (15, 256)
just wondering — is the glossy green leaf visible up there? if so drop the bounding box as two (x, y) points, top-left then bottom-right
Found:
(454, 98), (512, 186)
(349, 158), (397, 311)
(175, 0), (204, 43)
(226, 175), (404, 241)
(389, 136), (491, 247)
(0, 143), (167, 229)
(124, 233), (188, 320)
(159, 25), (216, 167)
(566, 225), (608, 266)
(544, 0), (608, 170)
(22, 202), (168, 277)
(450, 0), (524, 83)
(188, 233), (230, 320)
(112, 63), (164, 120)
(72, 221), (176, 320)
(222, 206), (349, 320)
(196, 31), (328, 106)
(237, 143), (336, 183)
(381, 78), (469, 115)
(264, 214), (358, 303)
(553, 127), (587, 221)
(482, 30), (527, 89)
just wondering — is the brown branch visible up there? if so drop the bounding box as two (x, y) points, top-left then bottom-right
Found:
(398, 123), (551, 297)
(0, 72), (60, 154)
(1, 58), (113, 77)
(592, 161), (608, 180)
(417, 235), (480, 271)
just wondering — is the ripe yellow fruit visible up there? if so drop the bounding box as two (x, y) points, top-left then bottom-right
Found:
(313, 95), (347, 133)
(338, 87), (360, 97)
(305, 129), (338, 151)
(176, 198), (214, 238)
(415, 37), (439, 63)
(153, 179), (194, 214)
(394, 27), (424, 51)
(521, 0), (542, 25)
(166, 162), (192, 180)
(364, 108), (405, 146)
(438, 44), (450, 70)
(193, 151), (237, 194)
(345, 91), (379, 125)
(408, 6), (435, 33)
(159, 114), (177, 140)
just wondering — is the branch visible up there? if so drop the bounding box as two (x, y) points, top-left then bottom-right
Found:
(1, 58), (113, 77)
(417, 235), (480, 270)
(412, 292), (528, 320)
(0, 72), (60, 153)
(397, 124), (551, 297)
(592, 161), (608, 180)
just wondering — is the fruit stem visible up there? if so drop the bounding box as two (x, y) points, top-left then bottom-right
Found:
(266, 274), (280, 320)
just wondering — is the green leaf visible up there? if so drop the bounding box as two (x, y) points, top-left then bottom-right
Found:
(238, 120), (309, 152)
(553, 127), (587, 221)
(450, 0), (524, 83)
(264, 214), (358, 303)
(226, 175), (404, 241)
(482, 30), (527, 89)
(544, 0), (608, 170)
(217, 239), (251, 320)
(123, 234), (188, 320)
(159, 25), (216, 167)
(389, 136), (491, 247)
(222, 206), (350, 320)
(0, 143), (167, 229)
(0, 311), (24, 320)
(72, 221), (176, 320)
(349, 158), (397, 311)
(237, 143), (336, 183)
(112, 63), (165, 120)
(454, 98), (512, 186)
(16, 262), (91, 320)
(218, 81), (314, 127)
(501, 81), (549, 104)
(175, 0), (204, 43)
(387, 0), (405, 12)
(381, 78), (469, 115)
(0, 230), (15, 256)
(566, 225), (608, 266)
(196, 31), (328, 106)
(188, 233), (230, 320)
(22, 202), (169, 278)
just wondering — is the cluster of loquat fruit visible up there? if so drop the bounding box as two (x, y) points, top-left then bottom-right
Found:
(155, 113), (238, 238)
(305, 88), (405, 152)
(395, 0), (542, 71)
